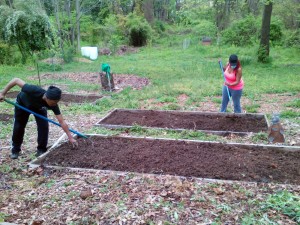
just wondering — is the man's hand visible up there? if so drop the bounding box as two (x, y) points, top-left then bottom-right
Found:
(69, 137), (78, 149)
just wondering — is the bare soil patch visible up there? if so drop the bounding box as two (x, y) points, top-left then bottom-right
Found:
(32, 72), (150, 93)
(0, 113), (13, 123)
(37, 136), (300, 185)
(97, 109), (268, 133)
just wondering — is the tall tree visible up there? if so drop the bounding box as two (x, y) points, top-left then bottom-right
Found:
(1, 0), (53, 63)
(143, 0), (154, 23)
(76, 0), (80, 51)
(245, 0), (260, 15)
(258, 0), (273, 62)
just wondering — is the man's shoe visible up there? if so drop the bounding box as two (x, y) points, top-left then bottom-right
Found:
(35, 150), (46, 157)
(10, 153), (19, 159)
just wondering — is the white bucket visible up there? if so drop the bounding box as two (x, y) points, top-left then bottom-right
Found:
(81, 46), (98, 60)
(89, 47), (98, 60)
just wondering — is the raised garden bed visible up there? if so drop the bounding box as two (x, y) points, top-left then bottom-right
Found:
(29, 135), (300, 185)
(96, 109), (269, 136)
(6, 91), (101, 103)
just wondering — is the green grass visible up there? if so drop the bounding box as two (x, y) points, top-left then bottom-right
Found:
(244, 103), (261, 113)
(261, 191), (300, 223)
(285, 99), (300, 108)
(280, 110), (300, 118)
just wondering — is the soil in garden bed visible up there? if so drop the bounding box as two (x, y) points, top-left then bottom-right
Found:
(99, 110), (268, 133)
(40, 136), (300, 185)
(5, 91), (101, 103)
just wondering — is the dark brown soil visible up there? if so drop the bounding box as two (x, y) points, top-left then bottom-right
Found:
(0, 113), (13, 123)
(98, 109), (268, 133)
(5, 91), (101, 103)
(39, 136), (300, 185)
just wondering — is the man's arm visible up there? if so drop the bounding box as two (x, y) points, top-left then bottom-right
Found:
(55, 114), (78, 147)
(0, 78), (26, 101)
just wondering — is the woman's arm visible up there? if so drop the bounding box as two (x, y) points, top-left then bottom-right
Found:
(226, 68), (242, 86)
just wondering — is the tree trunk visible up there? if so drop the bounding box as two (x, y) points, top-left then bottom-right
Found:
(258, 2), (273, 63)
(53, 0), (63, 50)
(246, 0), (260, 15)
(65, 0), (74, 46)
(214, 0), (231, 31)
(143, 0), (154, 23)
(5, 0), (13, 8)
(76, 0), (81, 52)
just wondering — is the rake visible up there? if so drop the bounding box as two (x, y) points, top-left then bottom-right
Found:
(4, 98), (88, 139)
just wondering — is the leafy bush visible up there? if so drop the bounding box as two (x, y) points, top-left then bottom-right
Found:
(192, 20), (217, 41)
(0, 41), (13, 64)
(96, 14), (124, 46)
(38, 62), (62, 72)
(153, 20), (166, 35)
(257, 45), (271, 63)
(284, 30), (300, 49)
(125, 13), (153, 47)
(221, 15), (260, 46)
(61, 45), (75, 63)
(269, 22), (283, 46)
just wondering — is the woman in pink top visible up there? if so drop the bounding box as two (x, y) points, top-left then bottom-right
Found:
(220, 54), (244, 113)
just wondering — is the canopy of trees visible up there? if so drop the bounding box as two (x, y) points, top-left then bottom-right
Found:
(0, 0), (298, 64)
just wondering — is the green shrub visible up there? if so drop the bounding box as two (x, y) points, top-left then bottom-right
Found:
(284, 30), (300, 49)
(0, 41), (13, 65)
(257, 45), (271, 63)
(125, 13), (153, 47)
(153, 20), (166, 34)
(38, 62), (62, 72)
(97, 14), (123, 46)
(192, 20), (217, 41)
(270, 22), (283, 46)
(61, 45), (75, 63)
(221, 15), (259, 46)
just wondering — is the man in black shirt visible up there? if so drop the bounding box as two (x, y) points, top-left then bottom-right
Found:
(0, 78), (78, 159)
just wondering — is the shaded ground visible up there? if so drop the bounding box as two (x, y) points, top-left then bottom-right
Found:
(38, 136), (300, 185)
(98, 109), (268, 133)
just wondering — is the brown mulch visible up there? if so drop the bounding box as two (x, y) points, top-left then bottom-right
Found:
(33, 72), (150, 92)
